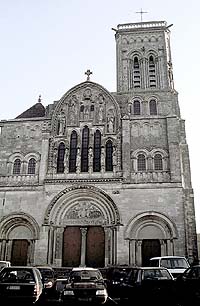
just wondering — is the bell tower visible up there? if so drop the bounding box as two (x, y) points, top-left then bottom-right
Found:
(114, 21), (174, 92)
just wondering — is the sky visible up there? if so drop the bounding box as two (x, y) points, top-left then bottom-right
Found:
(0, 0), (200, 230)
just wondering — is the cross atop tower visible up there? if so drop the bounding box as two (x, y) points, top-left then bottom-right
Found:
(135, 8), (148, 22)
(85, 69), (93, 81)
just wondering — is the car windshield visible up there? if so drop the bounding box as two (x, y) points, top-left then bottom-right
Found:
(69, 270), (102, 282)
(144, 269), (172, 280)
(0, 269), (35, 283)
(107, 268), (131, 280)
(161, 258), (189, 269)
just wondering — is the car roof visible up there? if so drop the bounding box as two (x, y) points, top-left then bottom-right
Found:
(72, 267), (99, 271)
(2, 266), (38, 269)
(150, 256), (187, 259)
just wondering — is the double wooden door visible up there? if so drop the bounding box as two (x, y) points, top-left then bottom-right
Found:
(63, 226), (105, 267)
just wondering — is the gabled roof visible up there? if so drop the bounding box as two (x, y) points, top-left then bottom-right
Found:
(15, 102), (45, 119)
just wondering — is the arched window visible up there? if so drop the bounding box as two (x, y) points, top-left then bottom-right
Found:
(28, 158), (36, 174)
(57, 143), (65, 173)
(80, 105), (84, 112)
(154, 154), (163, 170)
(93, 130), (101, 172)
(69, 131), (77, 173)
(81, 126), (89, 172)
(133, 100), (141, 115)
(137, 154), (146, 171)
(106, 140), (113, 171)
(149, 55), (156, 88)
(149, 99), (157, 115)
(13, 158), (21, 174)
(133, 56), (141, 88)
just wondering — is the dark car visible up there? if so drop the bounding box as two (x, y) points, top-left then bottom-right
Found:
(39, 278), (68, 305)
(105, 266), (135, 300)
(61, 267), (108, 305)
(176, 265), (200, 305)
(36, 266), (55, 289)
(0, 266), (43, 304)
(120, 267), (176, 306)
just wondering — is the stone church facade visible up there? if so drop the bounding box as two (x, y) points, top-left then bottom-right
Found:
(0, 20), (198, 267)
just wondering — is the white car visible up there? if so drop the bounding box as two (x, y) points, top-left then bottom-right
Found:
(149, 256), (190, 278)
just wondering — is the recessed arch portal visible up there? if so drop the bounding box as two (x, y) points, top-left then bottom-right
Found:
(44, 185), (121, 267)
(124, 211), (178, 266)
(0, 212), (39, 265)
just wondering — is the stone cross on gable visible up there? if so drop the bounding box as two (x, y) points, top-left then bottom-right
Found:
(135, 8), (148, 22)
(85, 69), (93, 81)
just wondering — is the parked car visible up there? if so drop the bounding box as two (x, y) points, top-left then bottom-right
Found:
(61, 267), (108, 305)
(0, 266), (43, 304)
(105, 265), (135, 300)
(36, 266), (55, 288)
(149, 256), (190, 278)
(120, 267), (176, 306)
(39, 278), (68, 305)
(176, 265), (200, 305)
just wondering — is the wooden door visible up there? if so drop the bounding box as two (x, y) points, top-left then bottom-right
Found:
(11, 239), (29, 266)
(86, 227), (105, 268)
(62, 227), (81, 267)
(142, 239), (161, 266)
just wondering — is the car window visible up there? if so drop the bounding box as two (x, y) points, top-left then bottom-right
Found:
(107, 268), (132, 280)
(69, 270), (102, 282)
(143, 269), (171, 280)
(161, 258), (189, 269)
(0, 269), (35, 283)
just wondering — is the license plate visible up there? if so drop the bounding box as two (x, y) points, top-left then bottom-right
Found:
(79, 297), (92, 302)
(7, 285), (20, 290)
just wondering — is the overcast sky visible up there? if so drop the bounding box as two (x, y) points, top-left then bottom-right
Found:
(1, 0), (200, 231)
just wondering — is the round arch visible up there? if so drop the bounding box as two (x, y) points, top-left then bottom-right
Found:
(124, 211), (178, 240)
(44, 184), (121, 227)
(0, 212), (40, 240)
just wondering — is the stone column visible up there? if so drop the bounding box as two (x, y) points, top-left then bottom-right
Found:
(104, 228), (109, 267)
(1, 240), (6, 260)
(80, 228), (87, 267)
(6, 240), (12, 262)
(54, 227), (64, 267)
(129, 240), (136, 266)
(136, 240), (142, 266)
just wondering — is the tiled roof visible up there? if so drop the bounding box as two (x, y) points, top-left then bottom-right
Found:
(15, 102), (45, 119)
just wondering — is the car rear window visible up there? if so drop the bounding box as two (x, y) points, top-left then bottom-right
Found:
(0, 269), (35, 283)
(161, 258), (189, 269)
(143, 269), (172, 280)
(69, 270), (102, 282)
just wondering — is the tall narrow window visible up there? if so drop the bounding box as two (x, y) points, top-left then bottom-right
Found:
(149, 55), (156, 88)
(81, 126), (89, 172)
(133, 56), (141, 88)
(137, 154), (146, 171)
(106, 140), (113, 171)
(69, 131), (77, 173)
(13, 159), (21, 174)
(28, 158), (36, 174)
(93, 130), (101, 172)
(57, 143), (65, 173)
(154, 154), (163, 170)
(149, 99), (157, 115)
(133, 100), (141, 115)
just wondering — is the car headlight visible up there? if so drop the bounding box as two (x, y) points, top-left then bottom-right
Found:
(96, 289), (107, 296)
(64, 290), (74, 295)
